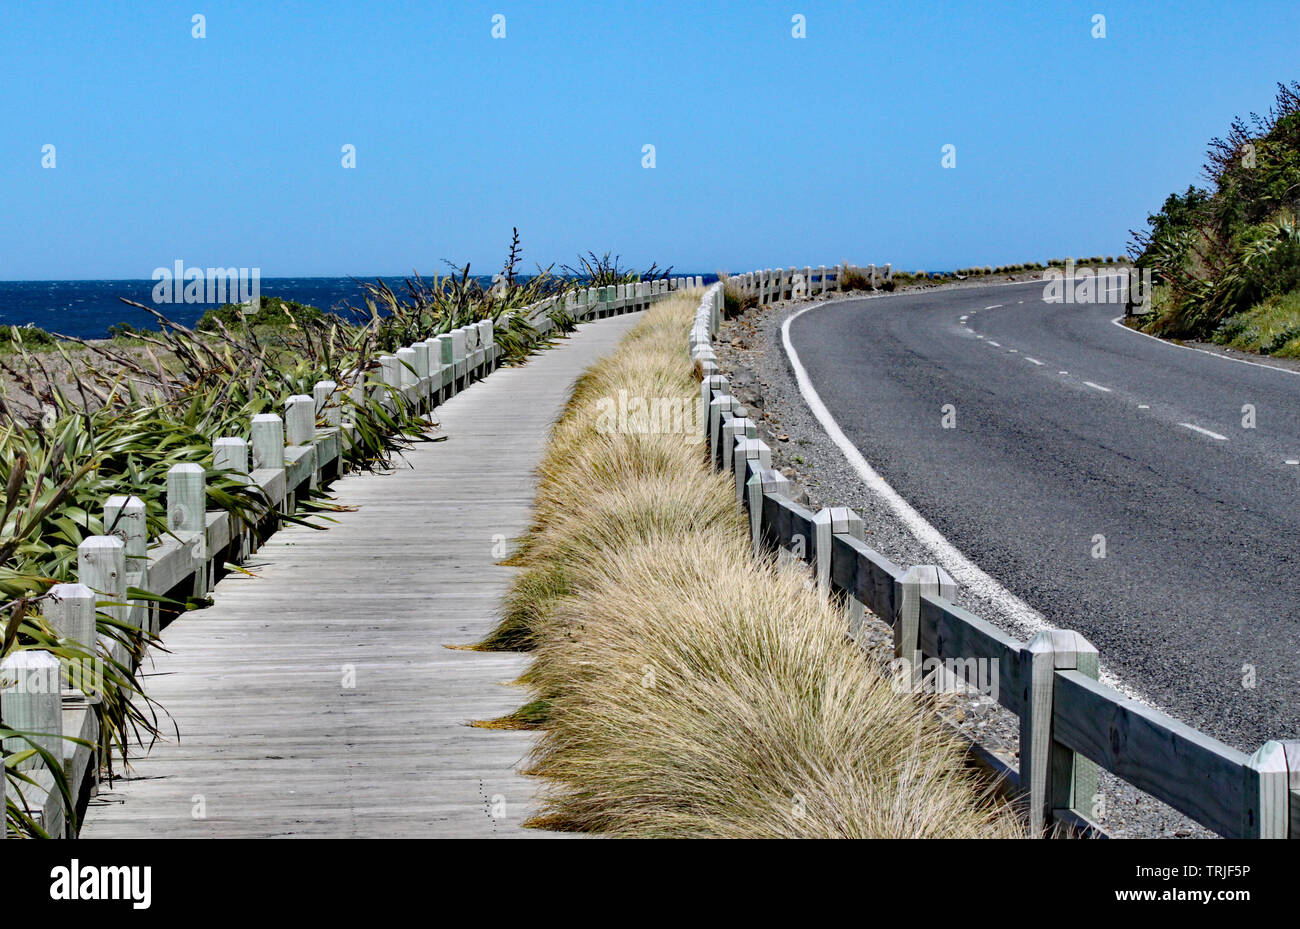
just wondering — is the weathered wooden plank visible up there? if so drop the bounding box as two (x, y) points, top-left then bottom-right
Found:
(1053, 669), (1251, 838)
(285, 445), (316, 494)
(918, 592), (1026, 716)
(831, 533), (901, 621)
(760, 492), (815, 560)
(145, 535), (200, 595)
(251, 467), (287, 509)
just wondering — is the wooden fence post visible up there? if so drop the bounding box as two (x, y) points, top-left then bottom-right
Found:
(43, 583), (96, 652)
(78, 536), (127, 628)
(1, 650), (62, 771)
(285, 395), (315, 447)
(43, 584), (98, 701)
(708, 394), (737, 467)
(213, 437), (249, 478)
(167, 462), (207, 596)
(1244, 740), (1294, 838)
(1019, 629), (1101, 833)
(103, 494), (149, 630)
(251, 413), (286, 471)
(104, 494), (146, 570)
(893, 564), (957, 688)
(313, 380), (340, 425)
(747, 468), (790, 554)
(721, 406), (756, 476)
(813, 507), (867, 636)
(732, 438), (771, 502)
(700, 374), (727, 440)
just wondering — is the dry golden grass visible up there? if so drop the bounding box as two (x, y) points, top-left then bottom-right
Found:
(482, 292), (1024, 837)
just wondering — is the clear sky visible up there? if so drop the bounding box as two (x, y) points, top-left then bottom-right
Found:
(2, 0), (1297, 280)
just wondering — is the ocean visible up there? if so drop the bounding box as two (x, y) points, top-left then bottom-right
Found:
(0, 274), (717, 340)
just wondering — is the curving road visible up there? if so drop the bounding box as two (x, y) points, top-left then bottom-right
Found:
(787, 277), (1300, 750)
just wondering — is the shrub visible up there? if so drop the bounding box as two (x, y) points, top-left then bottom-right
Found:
(0, 324), (58, 351)
(196, 295), (325, 331)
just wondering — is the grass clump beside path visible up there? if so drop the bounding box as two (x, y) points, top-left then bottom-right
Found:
(480, 291), (1023, 838)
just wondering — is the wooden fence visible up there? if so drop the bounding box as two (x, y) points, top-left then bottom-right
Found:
(0, 277), (684, 837)
(727, 263), (890, 305)
(691, 279), (1300, 839)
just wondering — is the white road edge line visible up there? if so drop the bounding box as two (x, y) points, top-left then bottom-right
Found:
(1180, 423), (1228, 441)
(780, 299), (1154, 704)
(1111, 316), (1300, 378)
(1084, 381), (1112, 392)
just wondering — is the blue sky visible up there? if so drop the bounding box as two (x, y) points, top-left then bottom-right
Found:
(2, 0), (1297, 279)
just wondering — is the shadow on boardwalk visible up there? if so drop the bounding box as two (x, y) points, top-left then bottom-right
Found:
(81, 313), (644, 838)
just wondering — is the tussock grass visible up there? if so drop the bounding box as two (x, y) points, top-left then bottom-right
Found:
(483, 293), (1023, 838)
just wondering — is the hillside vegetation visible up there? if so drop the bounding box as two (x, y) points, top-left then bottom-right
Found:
(1132, 81), (1300, 354)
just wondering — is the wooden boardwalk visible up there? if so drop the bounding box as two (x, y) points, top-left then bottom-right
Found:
(81, 313), (643, 838)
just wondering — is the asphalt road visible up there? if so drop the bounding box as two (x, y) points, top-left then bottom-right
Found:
(787, 278), (1300, 750)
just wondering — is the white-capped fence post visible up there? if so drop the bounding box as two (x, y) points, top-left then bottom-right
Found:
(285, 395), (315, 447)
(449, 329), (467, 386)
(733, 438), (771, 502)
(700, 374), (727, 439)
(1019, 629), (1101, 834)
(1, 650), (62, 770)
(708, 394), (738, 466)
(721, 406), (756, 476)
(213, 437), (249, 478)
(812, 507), (867, 636)
(893, 564), (957, 689)
(167, 462), (208, 596)
(104, 493), (149, 630)
(43, 583), (97, 701)
(393, 346), (417, 393)
(746, 468), (790, 554)
(314, 380), (340, 425)
(1245, 740), (1294, 838)
(43, 583), (97, 653)
(435, 334), (455, 399)
(78, 536), (127, 628)
(213, 439), (252, 564)
(251, 413), (285, 471)
(104, 494), (146, 571)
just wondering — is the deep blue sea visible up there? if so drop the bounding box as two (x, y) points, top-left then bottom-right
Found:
(0, 273), (718, 340)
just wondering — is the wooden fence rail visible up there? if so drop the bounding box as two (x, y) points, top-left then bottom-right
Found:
(691, 278), (1300, 839)
(0, 277), (683, 837)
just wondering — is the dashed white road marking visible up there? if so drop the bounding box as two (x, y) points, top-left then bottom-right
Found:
(1084, 381), (1112, 392)
(1059, 370), (1069, 375)
(1138, 404), (1150, 409)
(987, 340), (1001, 347)
(1285, 459), (1299, 465)
(1008, 348), (1018, 353)
(1180, 423), (1228, 441)
(1025, 357), (1044, 366)
(984, 304), (1003, 309)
